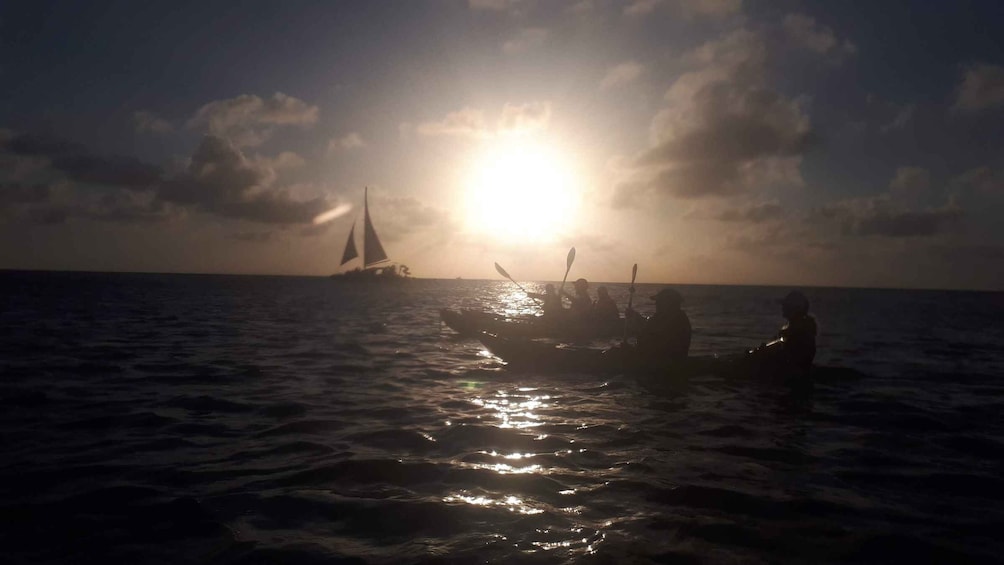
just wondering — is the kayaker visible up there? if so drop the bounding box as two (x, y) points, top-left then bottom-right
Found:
(540, 283), (565, 321)
(749, 290), (817, 378)
(626, 288), (691, 363)
(563, 278), (593, 322)
(777, 290), (817, 372)
(592, 286), (620, 323)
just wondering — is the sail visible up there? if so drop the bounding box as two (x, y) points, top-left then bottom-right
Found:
(340, 221), (359, 265)
(362, 187), (389, 266)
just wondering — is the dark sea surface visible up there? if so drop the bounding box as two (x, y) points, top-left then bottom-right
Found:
(2, 271), (1003, 564)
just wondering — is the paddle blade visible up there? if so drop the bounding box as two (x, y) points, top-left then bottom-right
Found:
(630, 263), (638, 285)
(566, 247), (576, 269)
(494, 262), (512, 280)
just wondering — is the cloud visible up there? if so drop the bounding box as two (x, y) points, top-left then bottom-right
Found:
(782, 14), (857, 58)
(133, 110), (174, 134)
(414, 103), (550, 139)
(855, 208), (963, 237)
(0, 182), (51, 207)
(889, 166), (930, 194)
(3, 132), (161, 188)
(503, 28), (548, 54)
(678, 0), (742, 18)
(415, 108), (490, 138)
(715, 201), (783, 223)
(615, 27), (821, 204)
(498, 102), (551, 134)
(624, 0), (663, 16)
(366, 193), (453, 243)
(880, 104), (914, 133)
(329, 132), (366, 151)
(950, 166), (1004, 196)
(157, 135), (331, 225)
(814, 196), (963, 238)
(230, 231), (274, 243)
(952, 63), (1004, 113)
(601, 62), (644, 89)
(186, 92), (319, 147)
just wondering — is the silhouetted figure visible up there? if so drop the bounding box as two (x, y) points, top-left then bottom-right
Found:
(626, 288), (692, 363)
(539, 283), (564, 321)
(563, 278), (593, 323)
(749, 290), (817, 379)
(592, 286), (620, 323)
(777, 290), (817, 372)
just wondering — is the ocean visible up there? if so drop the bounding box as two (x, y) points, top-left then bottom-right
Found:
(1, 271), (1002, 564)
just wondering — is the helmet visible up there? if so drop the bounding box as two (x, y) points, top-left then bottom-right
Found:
(780, 290), (809, 314)
(651, 288), (683, 305)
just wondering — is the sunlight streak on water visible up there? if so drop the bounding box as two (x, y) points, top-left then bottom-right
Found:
(443, 492), (545, 515)
(471, 390), (550, 429)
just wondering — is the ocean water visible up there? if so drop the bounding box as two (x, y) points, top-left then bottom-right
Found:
(1, 271), (1002, 564)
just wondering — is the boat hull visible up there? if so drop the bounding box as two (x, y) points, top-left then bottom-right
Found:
(440, 308), (626, 340)
(477, 332), (723, 376)
(476, 332), (862, 385)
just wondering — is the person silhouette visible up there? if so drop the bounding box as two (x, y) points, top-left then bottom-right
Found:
(626, 287), (691, 364)
(592, 286), (620, 324)
(749, 290), (817, 379)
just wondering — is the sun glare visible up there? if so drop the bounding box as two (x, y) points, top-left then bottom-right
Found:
(463, 141), (581, 242)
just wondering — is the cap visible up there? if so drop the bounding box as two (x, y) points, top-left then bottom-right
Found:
(651, 288), (683, 304)
(780, 290), (809, 313)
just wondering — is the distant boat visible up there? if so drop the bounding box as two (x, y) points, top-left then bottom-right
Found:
(331, 187), (411, 281)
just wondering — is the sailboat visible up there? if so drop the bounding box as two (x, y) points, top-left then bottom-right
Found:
(331, 187), (411, 281)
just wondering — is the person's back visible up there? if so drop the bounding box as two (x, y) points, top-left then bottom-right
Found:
(629, 288), (691, 365)
(540, 284), (564, 321)
(779, 308), (816, 374)
(750, 290), (816, 379)
(567, 278), (592, 323)
(592, 286), (620, 324)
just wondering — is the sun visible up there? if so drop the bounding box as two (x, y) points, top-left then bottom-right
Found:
(462, 140), (581, 242)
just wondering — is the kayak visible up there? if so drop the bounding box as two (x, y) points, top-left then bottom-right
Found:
(477, 332), (864, 384)
(440, 308), (628, 340)
(477, 331), (726, 376)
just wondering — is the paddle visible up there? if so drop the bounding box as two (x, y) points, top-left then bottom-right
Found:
(494, 262), (542, 304)
(557, 247), (576, 299)
(623, 263), (638, 343)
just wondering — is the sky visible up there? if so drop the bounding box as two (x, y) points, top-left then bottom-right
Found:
(2, 0), (1004, 290)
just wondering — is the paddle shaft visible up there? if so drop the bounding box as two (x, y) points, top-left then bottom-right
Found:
(495, 263), (542, 304)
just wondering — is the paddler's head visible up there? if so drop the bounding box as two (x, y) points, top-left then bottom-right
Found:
(780, 290), (809, 319)
(651, 288), (683, 310)
(573, 278), (589, 294)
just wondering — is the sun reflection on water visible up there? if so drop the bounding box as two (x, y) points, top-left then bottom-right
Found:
(470, 389), (551, 429)
(450, 383), (608, 557)
(442, 492), (545, 515)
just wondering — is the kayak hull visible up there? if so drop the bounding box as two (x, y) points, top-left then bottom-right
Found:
(477, 332), (724, 377)
(440, 308), (627, 340)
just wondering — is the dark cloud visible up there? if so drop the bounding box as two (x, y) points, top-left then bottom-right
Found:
(952, 63), (1004, 113)
(0, 183), (50, 206)
(855, 208), (962, 237)
(620, 29), (816, 203)
(3, 133), (161, 188)
(814, 200), (963, 238)
(186, 93), (319, 147)
(157, 135), (331, 225)
(716, 202), (783, 222)
(230, 231), (274, 243)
